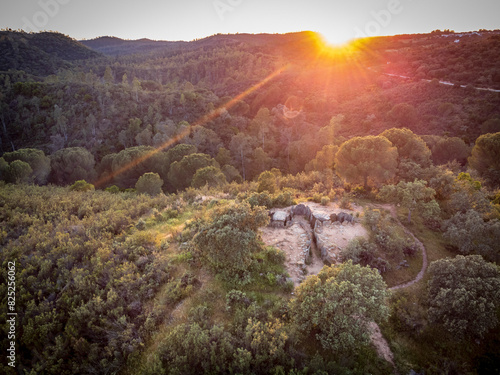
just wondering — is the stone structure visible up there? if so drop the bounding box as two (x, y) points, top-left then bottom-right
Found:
(271, 210), (291, 227)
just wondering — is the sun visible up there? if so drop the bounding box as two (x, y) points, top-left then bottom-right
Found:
(308, 32), (360, 60)
(320, 30), (356, 47)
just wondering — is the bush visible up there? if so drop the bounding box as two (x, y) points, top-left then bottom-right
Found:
(105, 185), (121, 194)
(257, 171), (277, 193)
(226, 290), (252, 311)
(135, 172), (164, 196)
(320, 196), (330, 206)
(70, 179), (95, 192)
(192, 202), (269, 280)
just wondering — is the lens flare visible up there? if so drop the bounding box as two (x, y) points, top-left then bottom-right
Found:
(94, 64), (290, 187)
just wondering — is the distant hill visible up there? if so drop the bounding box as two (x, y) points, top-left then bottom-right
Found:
(0, 31), (101, 75)
(80, 36), (188, 56)
(80, 31), (320, 57)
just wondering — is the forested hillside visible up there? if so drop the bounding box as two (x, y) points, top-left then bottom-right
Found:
(1, 29), (500, 375)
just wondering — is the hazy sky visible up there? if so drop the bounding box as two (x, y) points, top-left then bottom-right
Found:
(1, 0), (499, 44)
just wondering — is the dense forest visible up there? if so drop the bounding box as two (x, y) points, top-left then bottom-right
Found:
(1, 29), (500, 375)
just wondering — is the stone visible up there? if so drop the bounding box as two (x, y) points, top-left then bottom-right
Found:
(292, 204), (309, 216)
(330, 213), (338, 222)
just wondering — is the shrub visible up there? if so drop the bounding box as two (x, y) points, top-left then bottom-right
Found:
(320, 196), (330, 206)
(192, 202), (269, 280)
(70, 179), (95, 192)
(105, 185), (121, 194)
(136, 218), (147, 230)
(257, 171), (277, 193)
(290, 262), (389, 352)
(135, 172), (164, 196)
(226, 290), (252, 311)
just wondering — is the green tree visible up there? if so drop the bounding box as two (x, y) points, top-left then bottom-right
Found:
(110, 146), (168, 189)
(469, 132), (500, 186)
(135, 172), (164, 196)
(166, 143), (197, 164)
(230, 133), (254, 181)
(191, 166), (227, 189)
(335, 136), (398, 188)
(290, 262), (389, 352)
(380, 128), (432, 168)
(481, 118), (500, 134)
(168, 153), (218, 191)
(432, 137), (470, 166)
(444, 210), (500, 262)
(50, 147), (96, 186)
(69, 180), (95, 192)
(188, 125), (222, 156)
(305, 144), (339, 172)
(8, 160), (33, 184)
(193, 202), (269, 279)
(215, 147), (232, 167)
(221, 165), (243, 184)
(428, 255), (500, 339)
(378, 179), (440, 223)
(103, 66), (114, 84)
(388, 103), (418, 127)
(2, 148), (51, 184)
(257, 170), (277, 193)
(0, 157), (9, 181)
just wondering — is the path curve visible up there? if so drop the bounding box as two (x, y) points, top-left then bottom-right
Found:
(371, 204), (428, 291)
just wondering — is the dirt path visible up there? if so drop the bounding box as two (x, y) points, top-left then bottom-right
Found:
(371, 204), (429, 290)
(368, 321), (395, 368)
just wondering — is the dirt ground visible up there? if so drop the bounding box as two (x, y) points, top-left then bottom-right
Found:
(259, 201), (369, 285)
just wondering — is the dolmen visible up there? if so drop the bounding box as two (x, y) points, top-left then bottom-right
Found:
(271, 210), (292, 227)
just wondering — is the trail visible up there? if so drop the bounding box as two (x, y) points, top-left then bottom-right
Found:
(371, 204), (428, 291)
(368, 68), (500, 93)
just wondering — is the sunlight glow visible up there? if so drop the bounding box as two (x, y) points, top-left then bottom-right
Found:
(313, 32), (360, 59)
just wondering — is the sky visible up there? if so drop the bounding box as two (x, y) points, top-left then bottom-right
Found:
(1, 0), (499, 44)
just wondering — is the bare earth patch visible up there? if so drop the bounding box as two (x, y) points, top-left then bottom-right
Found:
(259, 202), (369, 286)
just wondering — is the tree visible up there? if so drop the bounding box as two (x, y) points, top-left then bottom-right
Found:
(50, 147), (96, 186)
(110, 146), (167, 188)
(191, 166), (226, 189)
(469, 132), (500, 186)
(70, 180), (95, 192)
(103, 66), (114, 84)
(229, 133), (254, 181)
(188, 125), (222, 156)
(0, 157), (9, 181)
(2, 148), (50, 185)
(249, 147), (272, 180)
(257, 171), (277, 193)
(193, 202), (269, 279)
(8, 160), (33, 184)
(334, 136), (398, 188)
(135, 172), (164, 196)
(380, 128), (432, 168)
(388, 103), (418, 127)
(481, 118), (500, 134)
(378, 179), (440, 223)
(221, 165), (242, 183)
(168, 153), (219, 190)
(290, 262), (389, 352)
(444, 210), (500, 262)
(166, 143), (197, 164)
(215, 147), (232, 167)
(431, 137), (470, 166)
(305, 144), (339, 172)
(428, 255), (500, 339)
